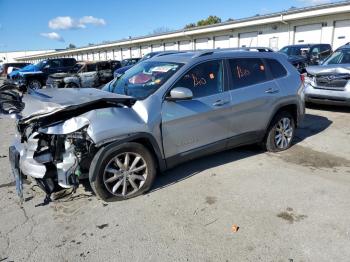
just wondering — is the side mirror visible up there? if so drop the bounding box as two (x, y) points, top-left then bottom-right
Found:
(167, 87), (193, 101)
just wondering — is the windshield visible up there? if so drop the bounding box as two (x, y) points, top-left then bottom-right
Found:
(323, 49), (350, 65)
(102, 61), (182, 100)
(280, 46), (310, 57)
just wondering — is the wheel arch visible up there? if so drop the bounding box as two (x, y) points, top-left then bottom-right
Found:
(91, 133), (166, 182)
(266, 103), (299, 132)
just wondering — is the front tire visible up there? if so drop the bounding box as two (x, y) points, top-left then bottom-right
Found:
(263, 111), (295, 152)
(28, 79), (42, 90)
(89, 142), (156, 202)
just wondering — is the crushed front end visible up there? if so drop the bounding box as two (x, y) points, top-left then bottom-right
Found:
(2, 87), (136, 204)
(305, 66), (350, 106)
(11, 118), (96, 204)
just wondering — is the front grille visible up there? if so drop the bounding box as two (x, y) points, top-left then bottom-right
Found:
(315, 75), (349, 91)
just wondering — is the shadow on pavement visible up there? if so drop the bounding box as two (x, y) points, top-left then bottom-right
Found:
(294, 113), (333, 143)
(151, 145), (263, 193)
(152, 113), (333, 193)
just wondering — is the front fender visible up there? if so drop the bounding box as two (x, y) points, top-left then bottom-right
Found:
(89, 132), (166, 183)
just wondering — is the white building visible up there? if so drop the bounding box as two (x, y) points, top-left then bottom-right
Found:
(16, 1), (350, 63)
(0, 50), (56, 63)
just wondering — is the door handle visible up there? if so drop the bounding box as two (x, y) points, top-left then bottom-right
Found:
(265, 88), (279, 94)
(213, 100), (230, 107)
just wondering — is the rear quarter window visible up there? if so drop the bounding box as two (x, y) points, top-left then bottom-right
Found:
(62, 59), (76, 67)
(265, 59), (287, 79)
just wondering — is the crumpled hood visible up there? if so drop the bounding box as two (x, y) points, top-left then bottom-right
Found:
(19, 88), (135, 124)
(306, 64), (350, 76)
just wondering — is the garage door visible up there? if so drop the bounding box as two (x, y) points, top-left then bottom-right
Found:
(131, 47), (140, 58)
(113, 49), (122, 61)
(93, 52), (99, 61)
(107, 50), (114, 60)
(122, 48), (130, 59)
(152, 44), (164, 52)
(88, 53), (93, 61)
(214, 35), (230, 49)
(100, 51), (107, 61)
(195, 38), (209, 50)
(179, 40), (191, 51)
(141, 46), (151, 56)
(165, 42), (177, 51)
(333, 20), (350, 50)
(295, 24), (322, 44)
(239, 32), (258, 47)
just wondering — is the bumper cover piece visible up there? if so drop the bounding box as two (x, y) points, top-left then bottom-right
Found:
(9, 146), (23, 202)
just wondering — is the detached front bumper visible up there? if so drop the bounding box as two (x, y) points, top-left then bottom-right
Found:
(304, 83), (350, 106)
(9, 145), (24, 201)
(9, 134), (78, 195)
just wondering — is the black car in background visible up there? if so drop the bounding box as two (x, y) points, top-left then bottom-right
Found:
(121, 58), (141, 67)
(8, 58), (78, 90)
(114, 51), (181, 78)
(279, 44), (332, 72)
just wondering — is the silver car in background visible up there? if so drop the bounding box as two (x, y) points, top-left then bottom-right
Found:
(6, 50), (304, 203)
(305, 43), (350, 106)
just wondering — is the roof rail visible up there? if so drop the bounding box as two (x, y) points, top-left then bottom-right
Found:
(192, 50), (215, 58)
(223, 47), (274, 52)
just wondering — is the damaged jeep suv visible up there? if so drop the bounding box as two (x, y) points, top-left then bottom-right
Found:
(305, 43), (350, 106)
(6, 50), (304, 202)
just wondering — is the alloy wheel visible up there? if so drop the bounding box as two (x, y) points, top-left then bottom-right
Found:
(103, 152), (148, 197)
(274, 117), (294, 149)
(29, 80), (41, 90)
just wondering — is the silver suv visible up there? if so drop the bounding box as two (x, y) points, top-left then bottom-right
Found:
(7, 50), (305, 202)
(305, 44), (350, 106)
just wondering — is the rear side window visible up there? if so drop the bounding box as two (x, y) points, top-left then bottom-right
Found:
(265, 59), (287, 79)
(86, 64), (97, 72)
(98, 62), (111, 70)
(228, 58), (268, 89)
(62, 59), (76, 67)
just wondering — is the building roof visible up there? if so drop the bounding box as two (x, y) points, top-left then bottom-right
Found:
(16, 1), (350, 60)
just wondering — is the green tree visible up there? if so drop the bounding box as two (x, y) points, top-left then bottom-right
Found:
(66, 43), (76, 49)
(197, 15), (222, 27)
(185, 23), (196, 29)
(184, 16), (222, 29)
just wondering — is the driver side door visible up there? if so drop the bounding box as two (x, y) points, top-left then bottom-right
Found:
(161, 60), (233, 163)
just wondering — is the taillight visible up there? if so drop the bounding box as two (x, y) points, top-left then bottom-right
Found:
(300, 74), (305, 83)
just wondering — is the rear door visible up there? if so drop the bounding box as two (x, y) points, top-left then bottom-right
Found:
(161, 59), (232, 158)
(226, 58), (281, 142)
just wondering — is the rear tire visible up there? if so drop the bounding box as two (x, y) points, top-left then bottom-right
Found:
(65, 82), (79, 88)
(89, 142), (156, 202)
(263, 111), (295, 152)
